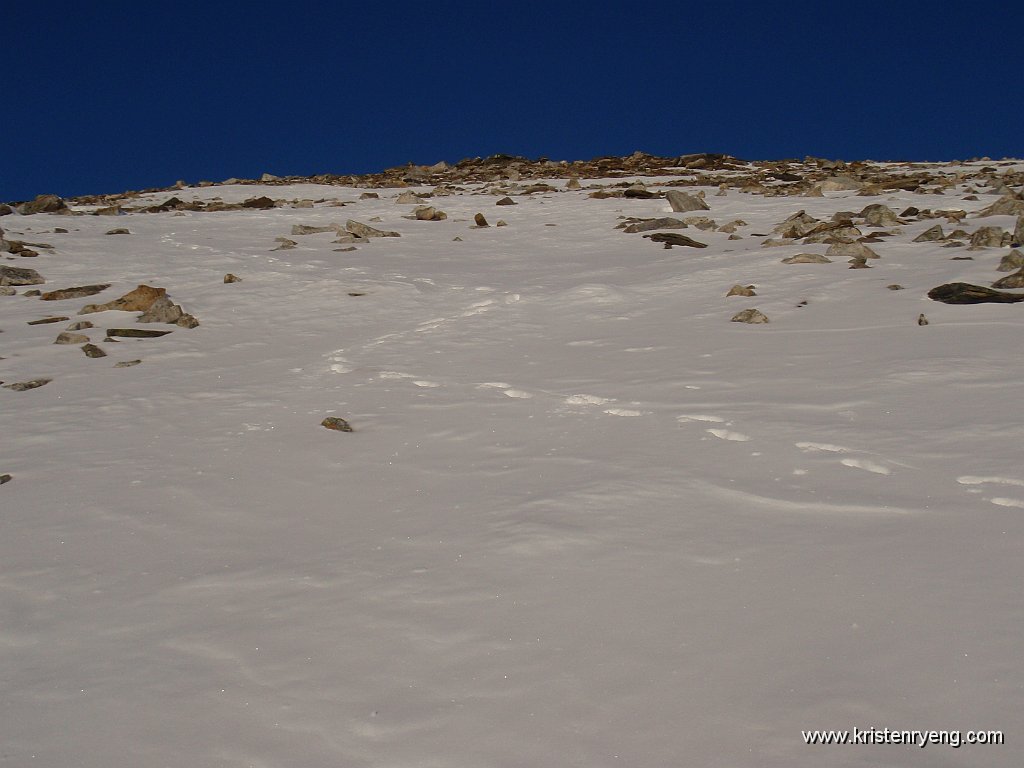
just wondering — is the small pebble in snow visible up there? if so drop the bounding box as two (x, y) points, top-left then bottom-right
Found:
(321, 417), (354, 432)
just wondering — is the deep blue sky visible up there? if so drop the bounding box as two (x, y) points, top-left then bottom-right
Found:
(5, 0), (1022, 201)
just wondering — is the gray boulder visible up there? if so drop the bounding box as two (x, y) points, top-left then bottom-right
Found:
(665, 190), (710, 213)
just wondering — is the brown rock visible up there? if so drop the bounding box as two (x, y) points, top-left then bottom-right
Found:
(731, 308), (769, 324)
(54, 332), (89, 345)
(495, 197), (516, 206)
(80, 284), (166, 314)
(726, 284), (756, 297)
(3, 378), (52, 391)
(474, 213), (489, 227)
(642, 232), (708, 248)
(223, 273), (242, 283)
(81, 343), (107, 358)
(321, 416), (354, 432)
(0, 265), (45, 285)
(665, 190), (710, 213)
(41, 284), (111, 301)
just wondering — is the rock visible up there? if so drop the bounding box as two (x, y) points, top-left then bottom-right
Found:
(913, 224), (945, 242)
(969, 226), (1009, 248)
(976, 196), (1024, 217)
(321, 416), (354, 432)
(3, 378), (52, 391)
(413, 206), (447, 221)
(105, 328), (174, 338)
(260, 173), (281, 182)
(918, 314), (929, 326)
(137, 295), (185, 324)
(496, 220), (508, 227)
(242, 196), (276, 209)
(887, 284), (905, 290)
(81, 343), (106, 358)
(860, 204), (901, 227)
(0, 205), (11, 216)
(0, 286), (14, 296)
(54, 332), (89, 345)
(272, 237), (297, 250)
(566, 177), (582, 190)
(23, 290), (42, 297)
(175, 313), (200, 329)
(621, 217), (687, 233)
(114, 360), (142, 368)
(105, 228), (130, 235)
(0, 474), (10, 485)
(18, 194), (67, 214)
(927, 282), (1024, 304)
(624, 186), (659, 199)
(826, 242), (880, 260)
(683, 216), (717, 231)
(81, 284), (166, 314)
(665, 190), (710, 213)
(991, 270), (1024, 289)
(781, 253), (832, 264)
(291, 224), (337, 236)
(395, 191), (422, 204)
(495, 197), (517, 206)
(346, 220), (400, 238)
(474, 213), (489, 227)
(900, 206), (921, 217)
(642, 232), (708, 248)
(996, 250), (1024, 272)
(0, 265), (45, 285)
(359, 192), (379, 199)
(1014, 216), (1024, 247)
(731, 308), (769, 324)
(726, 284), (756, 297)
(26, 316), (69, 325)
(40, 284), (111, 301)
(66, 320), (94, 330)
(817, 175), (863, 192)
(223, 273), (242, 283)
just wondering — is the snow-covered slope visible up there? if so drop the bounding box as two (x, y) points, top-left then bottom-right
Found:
(2, 168), (1023, 767)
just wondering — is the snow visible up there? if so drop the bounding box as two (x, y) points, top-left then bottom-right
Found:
(2, 171), (1023, 767)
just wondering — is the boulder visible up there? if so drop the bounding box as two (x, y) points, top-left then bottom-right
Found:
(731, 308), (769, 324)
(54, 332), (89, 345)
(826, 242), (880, 260)
(991, 270), (1024, 289)
(81, 344), (107, 358)
(0, 265), (45, 285)
(321, 416), (354, 432)
(41, 284), (111, 301)
(817, 175), (863, 192)
(621, 217), (687, 233)
(474, 213), (489, 227)
(996, 250), (1024, 272)
(81, 285), (166, 314)
(223, 273), (242, 283)
(969, 226), (1010, 248)
(665, 190), (710, 213)
(642, 232), (708, 248)
(927, 282), (1024, 304)
(726, 285), (756, 297)
(18, 194), (67, 214)
(860, 204), (901, 227)
(913, 224), (945, 242)
(413, 206), (447, 221)
(495, 197), (517, 206)
(242, 196), (276, 209)
(346, 220), (400, 238)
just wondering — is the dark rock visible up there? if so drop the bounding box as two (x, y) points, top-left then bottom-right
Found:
(623, 187), (659, 199)
(0, 205), (12, 216)
(413, 206), (447, 221)
(474, 213), (489, 227)
(991, 270), (1024, 289)
(0, 474), (10, 485)
(900, 206), (920, 217)
(23, 290), (42, 297)
(41, 284), (111, 301)
(726, 284), (756, 297)
(106, 328), (173, 338)
(18, 194), (67, 214)
(621, 217), (687, 234)
(81, 343), (106, 358)
(54, 332), (89, 345)
(887, 284), (905, 290)
(495, 197), (517, 206)
(346, 220), (400, 238)
(642, 232), (708, 248)
(105, 228), (130, 235)
(321, 416), (354, 432)
(0, 265), (45, 285)
(114, 360), (141, 368)
(291, 224), (337, 235)
(242, 196), (276, 209)
(223, 273), (242, 283)
(912, 224), (944, 242)
(66, 320), (93, 331)
(996, 250), (1024, 272)
(27, 316), (69, 325)
(927, 282), (1024, 304)
(918, 314), (929, 326)
(969, 226), (1009, 248)
(3, 378), (52, 391)
(782, 253), (831, 264)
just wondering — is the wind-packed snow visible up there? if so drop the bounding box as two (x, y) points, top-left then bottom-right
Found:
(2, 172), (1023, 767)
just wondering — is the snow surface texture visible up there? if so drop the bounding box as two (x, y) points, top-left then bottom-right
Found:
(2, 167), (1023, 767)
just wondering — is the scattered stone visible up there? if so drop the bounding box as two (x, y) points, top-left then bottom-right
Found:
(114, 360), (142, 368)
(731, 308), (769, 324)
(496, 220), (508, 227)
(413, 206), (447, 221)
(969, 226), (1009, 248)
(348, 292), (366, 297)
(991, 270), (1024, 289)
(346, 220), (400, 238)
(860, 204), (901, 227)
(260, 173), (281, 182)
(917, 314), (929, 326)
(3, 378), (52, 391)
(474, 213), (489, 227)
(826, 242), (880, 260)
(395, 191), (423, 204)
(621, 217), (687, 233)
(817, 175), (863, 192)
(726, 284), (756, 297)
(138, 295), (187, 325)
(66, 320), (94, 330)
(495, 197), (517, 206)
(996, 250), (1024, 272)
(106, 328), (174, 338)
(782, 253), (832, 264)
(0, 286), (15, 296)
(41, 284), (111, 301)
(291, 224), (337, 236)
(105, 228), (130, 235)
(0, 474), (10, 485)
(887, 284), (905, 290)
(927, 282), (1024, 304)
(321, 416), (354, 432)
(0, 265), (45, 285)
(976, 196), (1024, 217)
(642, 232), (708, 248)
(54, 332), (89, 345)
(273, 237), (298, 250)
(1014, 216), (1024, 248)
(566, 177), (582, 190)
(913, 224), (945, 242)
(624, 186), (659, 199)
(81, 343), (106, 358)
(223, 273), (242, 283)
(23, 290), (42, 297)
(17, 194), (67, 214)
(242, 196), (276, 209)
(665, 190), (710, 213)
(27, 316), (69, 325)
(900, 206), (921, 217)
(81, 284), (166, 314)
(0, 205), (11, 216)
(359, 192), (379, 199)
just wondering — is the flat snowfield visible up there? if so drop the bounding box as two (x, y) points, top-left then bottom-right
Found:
(2, 171), (1023, 767)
